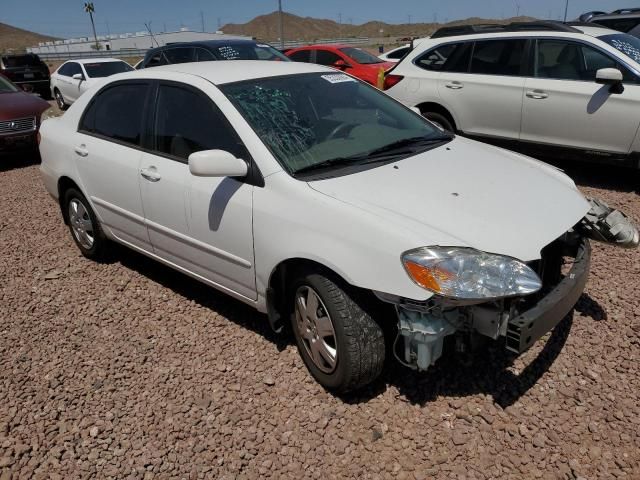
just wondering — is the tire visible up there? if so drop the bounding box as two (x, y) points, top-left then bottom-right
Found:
(63, 188), (109, 260)
(422, 111), (454, 133)
(39, 88), (52, 100)
(54, 88), (68, 110)
(290, 270), (385, 393)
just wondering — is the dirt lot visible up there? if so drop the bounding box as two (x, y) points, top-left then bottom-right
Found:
(1, 125), (639, 479)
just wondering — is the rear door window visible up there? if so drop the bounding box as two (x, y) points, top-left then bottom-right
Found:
(416, 43), (472, 72)
(289, 50), (311, 62)
(163, 47), (195, 64)
(196, 48), (215, 61)
(80, 82), (149, 147)
(315, 50), (343, 66)
(470, 39), (527, 76)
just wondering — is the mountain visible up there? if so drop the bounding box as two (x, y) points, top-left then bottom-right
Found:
(0, 23), (58, 53)
(221, 12), (537, 42)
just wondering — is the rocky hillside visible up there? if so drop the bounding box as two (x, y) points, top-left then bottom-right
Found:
(222, 11), (537, 41)
(0, 22), (57, 53)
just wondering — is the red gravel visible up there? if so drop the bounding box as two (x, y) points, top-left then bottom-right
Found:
(1, 155), (639, 479)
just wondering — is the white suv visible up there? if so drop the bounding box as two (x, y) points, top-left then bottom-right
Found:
(385, 22), (640, 167)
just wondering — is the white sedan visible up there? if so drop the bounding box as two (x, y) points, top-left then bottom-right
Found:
(39, 61), (637, 392)
(50, 58), (133, 110)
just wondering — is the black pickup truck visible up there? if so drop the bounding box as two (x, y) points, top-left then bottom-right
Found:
(0, 53), (51, 99)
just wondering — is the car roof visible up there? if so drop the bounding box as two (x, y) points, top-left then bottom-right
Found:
(292, 44), (354, 50)
(151, 39), (262, 50)
(419, 26), (620, 43)
(113, 60), (331, 85)
(595, 12), (640, 19)
(65, 58), (127, 64)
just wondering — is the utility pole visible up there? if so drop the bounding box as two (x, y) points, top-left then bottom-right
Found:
(83, 2), (99, 50)
(338, 13), (342, 39)
(564, 0), (569, 22)
(200, 11), (205, 32)
(217, 17), (222, 29)
(408, 14), (412, 24)
(278, 0), (284, 49)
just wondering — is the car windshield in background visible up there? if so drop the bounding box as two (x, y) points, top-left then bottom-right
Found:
(221, 72), (450, 177)
(212, 44), (290, 61)
(1, 55), (42, 67)
(339, 47), (384, 64)
(84, 61), (134, 78)
(600, 33), (640, 64)
(0, 76), (18, 93)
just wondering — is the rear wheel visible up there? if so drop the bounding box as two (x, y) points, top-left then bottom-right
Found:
(290, 270), (385, 393)
(54, 88), (68, 110)
(63, 188), (109, 260)
(422, 111), (454, 133)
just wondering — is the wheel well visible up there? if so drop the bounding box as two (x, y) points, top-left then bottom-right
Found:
(266, 258), (391, 334)
(57, 176), (80, 224)
(415, 102), (457, 131)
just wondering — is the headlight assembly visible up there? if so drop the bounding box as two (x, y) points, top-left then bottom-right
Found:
(402, 246), (542, 300)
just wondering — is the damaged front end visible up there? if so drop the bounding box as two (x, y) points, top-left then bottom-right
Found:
(380, 198), (637, 372)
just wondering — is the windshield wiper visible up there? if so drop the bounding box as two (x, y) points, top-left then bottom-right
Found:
(293, 136), (451, 175)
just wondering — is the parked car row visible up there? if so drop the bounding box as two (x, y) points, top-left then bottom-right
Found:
(38, 56), (638, 392)
(384, 21), (640, 168)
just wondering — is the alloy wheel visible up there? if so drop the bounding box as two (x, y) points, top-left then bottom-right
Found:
(68, 198), (94, 249)
(294, 286), (338, 374)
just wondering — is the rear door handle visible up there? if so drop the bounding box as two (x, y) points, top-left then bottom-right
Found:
(74, 145), (88, 157)
(526, 90), (549, 99)
(445, 81), (464, 90)
(140, 167), (161, 182)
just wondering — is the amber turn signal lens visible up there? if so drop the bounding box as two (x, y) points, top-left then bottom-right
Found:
(403, 261), (446, 293)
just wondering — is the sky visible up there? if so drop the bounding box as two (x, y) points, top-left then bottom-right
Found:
(1, 0), (636, 39)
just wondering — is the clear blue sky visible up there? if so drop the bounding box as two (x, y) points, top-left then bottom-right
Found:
(1, 0), (634, 38)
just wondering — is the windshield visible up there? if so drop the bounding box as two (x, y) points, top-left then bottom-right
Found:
(339, 47), (384, 65)
(84, 61), (134, 78)
(599, 33), (640, 64)
(0, 76), (18, 93)
(1, 55), (42, 68)
(212, 44), (290, 61)
(221, 73), (449, 176)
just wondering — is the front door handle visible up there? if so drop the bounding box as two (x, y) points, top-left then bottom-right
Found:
(445, 81), (464, 90)
(74, 145), (88, 157)
(140, 167), (161, 182)
(526, 90), (549, 99)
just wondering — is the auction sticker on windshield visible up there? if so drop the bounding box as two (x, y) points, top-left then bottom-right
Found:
(321, 73), (357, 84)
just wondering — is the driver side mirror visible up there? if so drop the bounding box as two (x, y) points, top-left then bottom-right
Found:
(188, 150), (248, 178)
(596, 68), (624, 94)
(72, 73), (85, 81)
(333, 59), (350, 69)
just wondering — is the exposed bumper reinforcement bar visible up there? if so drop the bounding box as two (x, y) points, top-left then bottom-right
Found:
(506, 238), (591, 354)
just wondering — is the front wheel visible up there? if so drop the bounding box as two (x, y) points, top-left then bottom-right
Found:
(290, 271), (385, 393)
(422, 111), (454, 133)
(54, 88), (68, 110)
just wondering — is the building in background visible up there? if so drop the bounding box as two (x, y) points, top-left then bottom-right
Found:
(28, 28), (252, 56)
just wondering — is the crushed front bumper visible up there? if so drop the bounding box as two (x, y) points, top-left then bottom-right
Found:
(505, 238), (591, 354)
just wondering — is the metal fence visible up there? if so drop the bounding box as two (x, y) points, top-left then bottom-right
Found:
(33, 37), (374, 61)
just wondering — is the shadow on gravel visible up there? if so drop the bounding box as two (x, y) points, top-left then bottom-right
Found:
(112, 244), (291, 352)
(0, 152), (40, 172)
(108, 245), (605, 409)
(347, 314), (575, 409)
(543, 159), (639, 194)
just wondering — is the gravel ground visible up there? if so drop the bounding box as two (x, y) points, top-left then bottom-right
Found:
(0, 144), (639, 479)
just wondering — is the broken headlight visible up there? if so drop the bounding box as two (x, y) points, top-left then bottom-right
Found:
(402, 247), (542, 300)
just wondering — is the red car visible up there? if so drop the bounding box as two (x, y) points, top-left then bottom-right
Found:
(285, 44), (394, 87)
(0, 74), (50, 155)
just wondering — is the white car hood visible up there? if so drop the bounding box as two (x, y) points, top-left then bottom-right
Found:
(308, 137), (590, 261)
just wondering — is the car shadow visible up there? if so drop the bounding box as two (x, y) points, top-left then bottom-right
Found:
(109, 244), (605, 408)
(543, 158), (639, 194)
(0, 152), (40, 172)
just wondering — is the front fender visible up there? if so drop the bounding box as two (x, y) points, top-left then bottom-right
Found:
(252, 173), (434, 303)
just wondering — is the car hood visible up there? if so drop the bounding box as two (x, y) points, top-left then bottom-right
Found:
(308, 137), (591, 261)
(0, 91), (50, 121)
